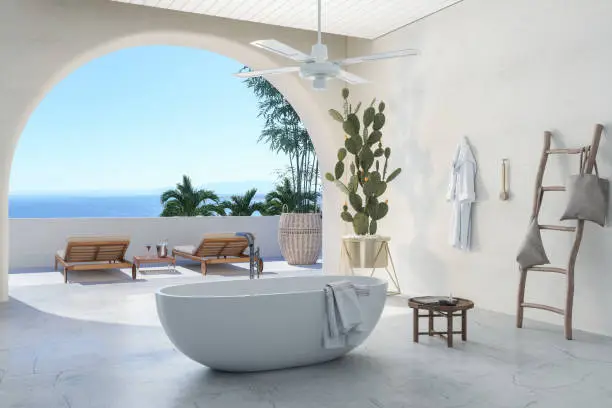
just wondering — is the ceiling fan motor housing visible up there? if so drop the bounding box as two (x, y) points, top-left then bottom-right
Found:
(300, 62), (339, 79)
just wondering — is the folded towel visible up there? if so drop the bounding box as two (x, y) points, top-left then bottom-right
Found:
(323, 281), (366, 349)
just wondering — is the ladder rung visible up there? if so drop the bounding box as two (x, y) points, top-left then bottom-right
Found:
(546, 148), (582, 155)
(539, 224), (577, 232)
(527, 266), (567, 274)
(521, 303), (564, 315)
(542, 186), (566, 192)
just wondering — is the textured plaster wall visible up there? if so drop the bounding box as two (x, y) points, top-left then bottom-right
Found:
(347, 0), (612, 335)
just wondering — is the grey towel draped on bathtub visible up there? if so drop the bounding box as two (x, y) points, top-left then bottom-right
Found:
(323, 281), (369, 349)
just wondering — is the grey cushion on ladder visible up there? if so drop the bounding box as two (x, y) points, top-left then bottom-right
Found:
(561, 174), (609, 227)
(516, 220), (550, 270)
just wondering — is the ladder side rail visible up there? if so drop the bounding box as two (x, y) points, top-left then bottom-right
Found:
(518, 131), (552, 328)
(563, 124), (603, 340)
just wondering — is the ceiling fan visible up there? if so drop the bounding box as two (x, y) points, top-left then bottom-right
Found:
(234, 0), (418, 90)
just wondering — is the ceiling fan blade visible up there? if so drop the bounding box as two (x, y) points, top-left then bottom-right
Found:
(251, 40), (313, 62)
(234, 66), (300, 78)
(334, 49), (419, 66)
(336, 70), (369, 85)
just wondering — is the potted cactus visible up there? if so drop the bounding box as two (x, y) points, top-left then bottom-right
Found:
(325, 88), (401, 269)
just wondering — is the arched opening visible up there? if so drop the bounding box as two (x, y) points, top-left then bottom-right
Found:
(8, 32), (332, 183)
(10, 45), (299, 216)
(1, 31), (342, 299)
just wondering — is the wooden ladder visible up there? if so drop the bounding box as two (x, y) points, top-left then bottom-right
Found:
(516, 124), (603, 340)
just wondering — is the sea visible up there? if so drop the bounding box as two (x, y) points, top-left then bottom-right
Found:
(8, 194), (266, 218)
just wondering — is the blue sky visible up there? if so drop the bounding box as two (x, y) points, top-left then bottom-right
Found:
(9, 46), (288, 195)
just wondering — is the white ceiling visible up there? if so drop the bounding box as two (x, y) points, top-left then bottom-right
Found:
(111, 0), (463, 39)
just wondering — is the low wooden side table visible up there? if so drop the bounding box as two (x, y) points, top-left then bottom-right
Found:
(408, 297), (474, 348)
(132, 256), (176, 279)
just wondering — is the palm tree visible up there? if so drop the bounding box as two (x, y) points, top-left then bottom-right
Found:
(243, 70), (320, 210)
(263, 178), (319, 215)
(160, 175), (219, 217)
(218, 188), (265, 216)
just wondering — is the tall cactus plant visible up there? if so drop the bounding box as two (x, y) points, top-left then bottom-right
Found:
(325, 88), (401, 235)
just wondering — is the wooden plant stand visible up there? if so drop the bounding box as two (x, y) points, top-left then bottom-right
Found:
(408, 297), (474, 348)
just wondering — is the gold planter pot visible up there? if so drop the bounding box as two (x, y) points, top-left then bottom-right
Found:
(341, 236), (400, 295)
(342, 237), (389, 269)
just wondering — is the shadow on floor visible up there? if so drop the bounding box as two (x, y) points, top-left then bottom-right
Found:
(178, 262), (279, 277)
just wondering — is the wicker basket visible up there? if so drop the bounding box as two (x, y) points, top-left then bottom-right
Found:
(278, 213), (322, 265)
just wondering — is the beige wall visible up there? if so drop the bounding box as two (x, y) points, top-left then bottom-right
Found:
(347, 0), (612, 335)
(0, 0), (350, 301)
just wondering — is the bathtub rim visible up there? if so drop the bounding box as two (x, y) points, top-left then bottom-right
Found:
(156, 275), (388, 299)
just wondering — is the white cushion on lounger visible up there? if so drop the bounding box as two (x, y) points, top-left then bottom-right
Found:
(56, 250), (66, 260)
(174, 245), (197, 255)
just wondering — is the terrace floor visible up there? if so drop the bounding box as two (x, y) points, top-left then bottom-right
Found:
(2, 261), (612, 407)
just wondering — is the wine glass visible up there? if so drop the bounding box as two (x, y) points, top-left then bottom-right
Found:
(145, 244), (152, 258)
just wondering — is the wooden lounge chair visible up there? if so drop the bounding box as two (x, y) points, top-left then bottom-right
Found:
(54, 236), (133, 283)
(172, 233), (263, 276)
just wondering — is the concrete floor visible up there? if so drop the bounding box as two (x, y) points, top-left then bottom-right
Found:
(1, 262), (612, 407)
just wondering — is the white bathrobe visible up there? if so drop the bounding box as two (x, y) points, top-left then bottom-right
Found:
(447, 137), (477, 251)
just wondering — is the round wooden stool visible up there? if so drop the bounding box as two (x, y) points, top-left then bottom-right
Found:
(408, 297), (474, 347)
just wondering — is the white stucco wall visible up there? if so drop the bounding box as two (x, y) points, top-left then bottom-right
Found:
(9, 216), (282, 269)
(0, 0), (349, 301)
(347, 0), (612, 336)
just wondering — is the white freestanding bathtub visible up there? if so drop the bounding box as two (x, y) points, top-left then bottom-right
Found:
(156, 275), (387, 372)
